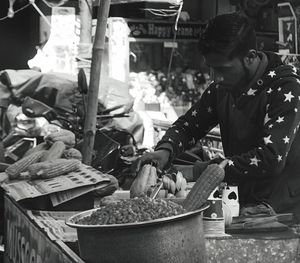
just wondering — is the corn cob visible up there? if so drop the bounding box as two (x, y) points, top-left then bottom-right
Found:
(44, 129), (75, 148)
(146, 165), (158, 187)
(27, 158), (81, 179)
(93, 174), (119, 197)
(6, 150), (46, 180)
(130, 164), (151, 198)
(41, 141), (66, 162)
(183, 162), (227, 211)
(62, 148), (83, 161)
(145, 165), (159, 196)
(23, 142), (49, 157)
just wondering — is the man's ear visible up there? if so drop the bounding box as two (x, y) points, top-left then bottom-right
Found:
(244, 49), (257, 64)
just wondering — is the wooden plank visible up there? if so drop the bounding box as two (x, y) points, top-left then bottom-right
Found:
(4, 195), (84, 263)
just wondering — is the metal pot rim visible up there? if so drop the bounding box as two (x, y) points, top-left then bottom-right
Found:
(65, 202), (210, 229)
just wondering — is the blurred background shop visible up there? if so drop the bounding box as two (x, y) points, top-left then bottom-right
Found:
(0, 0), (299, 147)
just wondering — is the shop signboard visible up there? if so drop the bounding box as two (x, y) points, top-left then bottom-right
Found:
(127, 20), (204, 40)
(278, 1), (300, 54)
(93, 0), (182, 5)
(4, 196), (83, 263)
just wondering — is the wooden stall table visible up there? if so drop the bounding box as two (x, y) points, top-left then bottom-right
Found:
(3, 192), (300, 263)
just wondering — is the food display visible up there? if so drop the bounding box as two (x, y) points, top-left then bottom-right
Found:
(75, 196), (186, 225)
(160, 171), (187, 198)
(5, 128), (82, 180)
(130, 164), (188, 199)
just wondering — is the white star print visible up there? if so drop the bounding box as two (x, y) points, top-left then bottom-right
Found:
(266, 88), (272, 94)
(284, 91), (294, 102)
(264, 135), (273, 145)
(250, 156), (260, 166)
(277, 155), (282, 162)
(228, 160), (234, 166)
(184, 122), (189, 127)
(268, 124), (273, 129)
(268, 71), (276, 78)
(292, 66), (297, 74)
(247, 88), (257, 96)
(276, 116), (284, 123)
(264, 113), (271, 124)
(191, 110), (197, 117)
(283, 136), (290, 144)
(207, 107), (212, 113)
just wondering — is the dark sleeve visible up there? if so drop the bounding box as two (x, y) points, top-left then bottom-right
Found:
(225, 76), (300, 179)
(155, 84), (219, 158)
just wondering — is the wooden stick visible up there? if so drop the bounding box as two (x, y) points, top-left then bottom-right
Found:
(82, 0), (111, 165)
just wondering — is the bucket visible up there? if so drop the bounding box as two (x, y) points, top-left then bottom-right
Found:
(66, 203), (209, 263)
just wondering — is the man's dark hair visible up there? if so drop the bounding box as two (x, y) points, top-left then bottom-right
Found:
(198, 12), (257, 59)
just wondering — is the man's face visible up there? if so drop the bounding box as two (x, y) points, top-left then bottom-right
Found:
(204, 53), (247, 88)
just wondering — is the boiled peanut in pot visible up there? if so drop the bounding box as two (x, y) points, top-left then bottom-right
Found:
(76, 197), (186, 225)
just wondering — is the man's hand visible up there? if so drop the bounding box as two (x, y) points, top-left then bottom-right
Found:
(135, 149), (171, 174)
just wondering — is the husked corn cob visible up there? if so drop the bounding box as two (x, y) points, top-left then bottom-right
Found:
(44, 129), (76, 148)
(183, 162), (226, 211)
(130, 164), (151, 198)
(23, 142), (49, 157)
(62, 148), (83, 161)
(41, 141), (66, 162)
(6, 150), (46, 180)
(27, 158), (81, 179)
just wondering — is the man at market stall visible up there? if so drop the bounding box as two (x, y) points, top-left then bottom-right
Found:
(138, 12), (300, 221)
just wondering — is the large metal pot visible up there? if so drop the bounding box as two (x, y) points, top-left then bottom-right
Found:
(66, 203), (209, 263)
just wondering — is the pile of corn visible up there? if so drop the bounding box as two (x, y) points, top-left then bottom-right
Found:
(5, 129), (82, 180)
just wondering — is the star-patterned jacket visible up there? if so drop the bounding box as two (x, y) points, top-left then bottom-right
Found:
(157, 51), (300, 217)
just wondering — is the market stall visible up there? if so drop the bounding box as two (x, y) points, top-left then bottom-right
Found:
(3, 191), (300, 263)
(2, 1), (300, 263)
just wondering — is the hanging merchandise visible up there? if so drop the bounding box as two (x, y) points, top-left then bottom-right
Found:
(7, 0), (16, 18)
(28, 0), (52, 27)
(0, 1), (30, 21)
